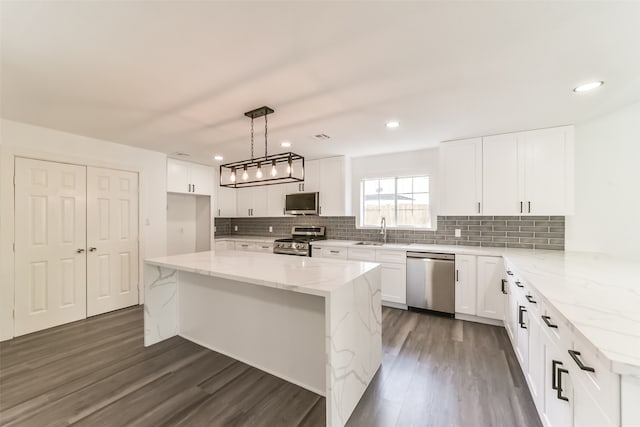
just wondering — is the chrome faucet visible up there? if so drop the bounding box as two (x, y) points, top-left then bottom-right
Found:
(380, 217), (387, 244)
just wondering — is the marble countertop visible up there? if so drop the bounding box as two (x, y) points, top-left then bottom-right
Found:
(503, 251), (640, 376)
(145, 250), (379, 298)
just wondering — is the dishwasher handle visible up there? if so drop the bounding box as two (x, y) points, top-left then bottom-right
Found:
(406, 252), (454, 261)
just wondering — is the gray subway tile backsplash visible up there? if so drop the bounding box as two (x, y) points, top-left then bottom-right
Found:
(214, 215), (565, 250)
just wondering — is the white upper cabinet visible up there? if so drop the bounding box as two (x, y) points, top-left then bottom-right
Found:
(318, 156), (348, 216)
(440, 126), (574, 216)
(167, 158), (214, 195)
(439, 138), (482, 216)
(482, 133), (520, 215)
(302, 160), (320, 193)
(215, 186), (236, 217)
(520, 126), (574, 215)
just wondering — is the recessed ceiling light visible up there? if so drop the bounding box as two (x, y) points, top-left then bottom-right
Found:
(213, 155), (223, 161)
(573, 81), (604, 93)
(386, 121), (400, 129)
(280, 141), (291, 148)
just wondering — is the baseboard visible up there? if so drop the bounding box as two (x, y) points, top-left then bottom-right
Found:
(455, 313), (504, 327)
(382, 301), (408, 310)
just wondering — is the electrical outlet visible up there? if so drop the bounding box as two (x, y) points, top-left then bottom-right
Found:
(455, 229), (461, 237)
(234, 225), (238, 232)
(268, 226), (273, 233)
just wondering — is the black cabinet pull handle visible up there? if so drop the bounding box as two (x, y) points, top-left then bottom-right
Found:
(526, 295), (537, 304)
(456, 269), (459, 282)
(528, 201), (532, 213)
(518, 305), (527, 329)
(193, 184), (196, 193)
(89, 247), (97, 252)
(506, 270), (514, 276)
(515, 281), (524, 288)
(501, 279), (507, 295)
(568, 350), (595, 372)
(556, 367), (569, 401)
(477, 202), (481, 213)
(542, 315), (558, 328)
(520, 201), (523, 213)
(551, 360), (563, 390)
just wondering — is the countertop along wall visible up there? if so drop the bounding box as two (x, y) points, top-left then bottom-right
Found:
(0, 119), (167, 341)
(565, 101), (640, 260)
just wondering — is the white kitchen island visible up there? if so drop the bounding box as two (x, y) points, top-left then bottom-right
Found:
(143, 250), (382, 427)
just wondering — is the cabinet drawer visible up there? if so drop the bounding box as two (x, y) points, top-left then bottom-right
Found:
(322, 247), (348, 259)
(235, 242), (255, 251)
(539, 301), (572, 351)
(348, 247), (376, 261)
(375, 249), (406, 264)
(254, 243), (273, 253)
(569, 333), (620, 425)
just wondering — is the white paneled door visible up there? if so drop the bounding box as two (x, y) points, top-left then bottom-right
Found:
(86, 167), (139, 316)
(14, 158), (88, 336)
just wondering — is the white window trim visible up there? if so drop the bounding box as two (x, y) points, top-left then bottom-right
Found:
(357, 175), (436, 231)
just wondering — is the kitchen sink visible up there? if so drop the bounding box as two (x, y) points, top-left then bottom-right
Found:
(354, 241), (384, 246)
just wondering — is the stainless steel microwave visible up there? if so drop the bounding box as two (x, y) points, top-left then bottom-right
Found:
(285, 192), (319, 215)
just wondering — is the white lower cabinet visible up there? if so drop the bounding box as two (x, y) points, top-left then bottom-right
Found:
(214, 240), (235, 250)
(315, 245), (406, 305)
(476, 256), (505, 320)
(506, 263), (623, 427)
(454, 254), (477, 315)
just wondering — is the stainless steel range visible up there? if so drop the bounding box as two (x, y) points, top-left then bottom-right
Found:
(273, 226), (326, 256)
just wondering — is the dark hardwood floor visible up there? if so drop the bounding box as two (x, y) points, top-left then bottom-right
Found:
(0, 306), (541, 427)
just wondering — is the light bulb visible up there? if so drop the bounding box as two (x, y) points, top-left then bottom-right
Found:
(242, 166), (248, 180)
(230, 168), (236, 182)
(256, 162), (263, 179)
(287, 155), (293, 176)
(271, 160), (277, 177)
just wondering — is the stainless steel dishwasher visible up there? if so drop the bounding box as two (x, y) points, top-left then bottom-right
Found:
(406, 252), (455, 316)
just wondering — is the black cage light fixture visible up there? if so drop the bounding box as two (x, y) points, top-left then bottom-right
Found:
(219, 106), (305, 188)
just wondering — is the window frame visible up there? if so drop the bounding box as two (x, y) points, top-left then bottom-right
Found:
(358, 174), (435, 230)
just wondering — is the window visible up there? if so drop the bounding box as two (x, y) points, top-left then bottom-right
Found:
(361, 176), (432, 228)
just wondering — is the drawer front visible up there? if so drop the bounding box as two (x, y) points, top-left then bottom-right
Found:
(236, 242), (255, 251)
(348, 247), (376, 261)
(539, 301), (573, 351)
(323, 247), (348, 259)
(375, 249), (406, 264)
(254, 243), (273, 252)
(569, 333), (620, 424)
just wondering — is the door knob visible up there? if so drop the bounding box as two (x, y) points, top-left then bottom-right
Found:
(76, 248), (85, 253)
(89, 247), (97, 252)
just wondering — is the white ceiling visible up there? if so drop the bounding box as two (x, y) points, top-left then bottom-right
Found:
(2, 1), (640, 165)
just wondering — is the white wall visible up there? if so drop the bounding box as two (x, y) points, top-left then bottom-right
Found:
(350, 147), (439, 227)
(565, 101), (640, 259)
(0, 119), (167, 340)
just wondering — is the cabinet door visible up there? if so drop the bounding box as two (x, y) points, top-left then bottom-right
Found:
(504, 280), (516, 344)
(189, 163), (214, 195)
(250, 187), (269, 217)
(573, 375), (617, 427)
(318, 157), (346, 216)
(482, 133), (521, 215)
(521, 127), (571, 215)
(515, 295), (530, 369)
(440, 138), (482, 215)
(476, 256), (505, 320)
(236, 188), (253, 217)
(167, 158), (190, 193)
(527, 312), (546, 409)
(266, 184), (287, 216)
(381, 263), (407, 305)
(302, 160), (320, 192)
(454, 254), (477, 315)
(544, 344), (573, 427)
(216, 185), (236, 217)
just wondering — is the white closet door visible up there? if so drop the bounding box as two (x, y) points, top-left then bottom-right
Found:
(14, 158), (87, 336)
(86, 167), (139, 316)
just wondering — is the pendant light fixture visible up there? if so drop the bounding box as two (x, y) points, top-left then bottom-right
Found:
(219, 106), (305, 188)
